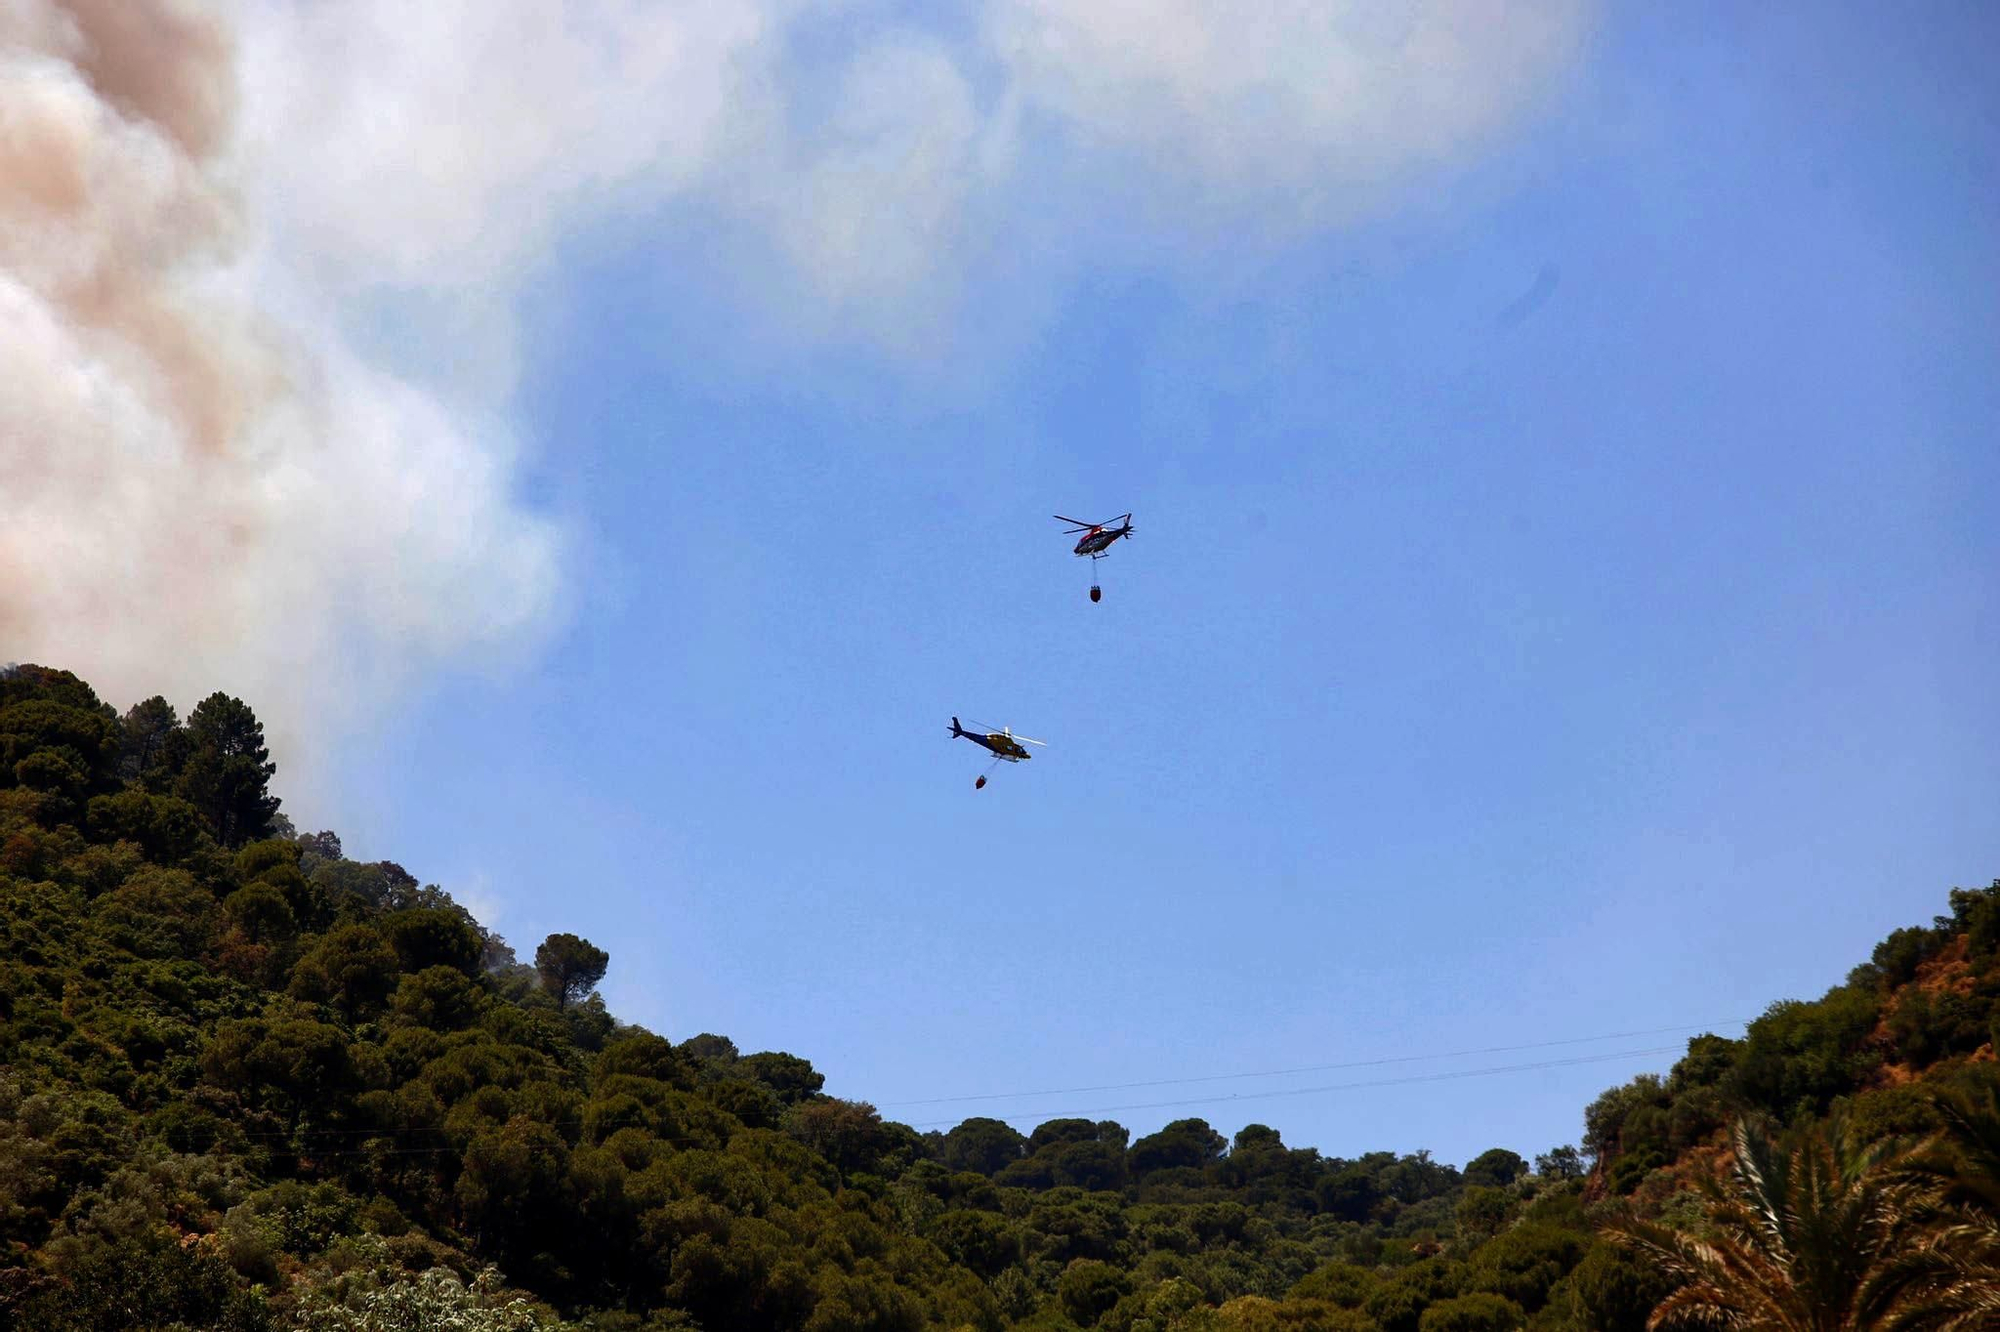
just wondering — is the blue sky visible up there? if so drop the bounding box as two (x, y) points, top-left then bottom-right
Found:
(38, 2), (1987, 1170)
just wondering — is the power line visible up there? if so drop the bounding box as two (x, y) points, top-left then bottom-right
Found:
(172, 1042), (1684, 1149)
(879, 1018), (1749, 1108)
(94, 1019), (1739, 1156)
(908, 1043), (1690, 1129)
(185, 1038), (1694, 1147)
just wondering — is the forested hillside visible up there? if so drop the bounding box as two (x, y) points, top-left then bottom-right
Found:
(2, 663), (1995, 1330)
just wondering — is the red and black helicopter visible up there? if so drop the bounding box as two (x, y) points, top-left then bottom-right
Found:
(1055, 512), (1135, 601)
(949, 717), (1046, 789)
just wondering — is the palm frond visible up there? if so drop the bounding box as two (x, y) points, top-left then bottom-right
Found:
(1611, 1113), (1979, 1332)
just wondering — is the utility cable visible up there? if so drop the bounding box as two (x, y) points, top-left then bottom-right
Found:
(146, 1044), (1680, 1161)
(101, 1019), (1744, 1154)
(907, 1042), (1690, 1129)
(878, 1018), (1751, 1108)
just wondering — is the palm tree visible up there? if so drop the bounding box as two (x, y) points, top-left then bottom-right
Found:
(1874, 1089), (2000, 1330)
(1903, 1088), (2000, 1220)
(1609, 1113), (1924, 1330)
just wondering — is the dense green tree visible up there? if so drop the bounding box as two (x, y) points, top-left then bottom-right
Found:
(118, 696), (182, 785)
(224, 881), (298, 943)
(1465, 1225), (1586, 1311)
(202, 1014), (360, 1111)
(1888, 988), (1992, 1066)
(1291, 1262), (1379, 1308)
(1943, 883), (2000, 962)
(289, 925), (401, 1017)
(1582, 1076), (1666, 1167)
(1, 696), (120, 788)
(12, 1227), (274, 1331)
(1059, 1259), (1135, 1326)
(1028, 1118), (1125, 1152)
(456, 1116), (575, 1261)
(175, 693), (280, 846)
(1130, 1118), (1227, 1177)
(1008, 1128), (1130, 1192)
(1417, 1292), (1522, 1332)
(928, 1210), (1021, 1278)
(1234, 1124), (1283, 1152)
(1318, 1163), (1385, 1222)
(785, 1098), (904, 1175)
(85, 789), (213, 864)
(1008, 1119), (1131, 1192)
(0, 664), (114, 713)
(535, 932), (609, 1010)
(1540, 1244), (1673, 1332)
(385, 907), (483, 975)
(681, 1032), (740, 1064)
(942, 1117), (1029, 1176)
(1366, 1260), (1467, 1332)
(1666, 1034), (1739, 1095)
(1452, 1187), (1513, 1245)
(1724, 990), (1884, 1119)
(1460, 1149), (1525, 1190)
(738, 1051), (827, 1104)
(13, 747), (91, 823)
(599, 1031), (693, 1086)
(1531, 1147), (1583, 1181)
(1379, 1151), (1461, 1206)
(294, 828), (344, 861)
(96, 865), (218, 957)
(392, 965), (488, 1029)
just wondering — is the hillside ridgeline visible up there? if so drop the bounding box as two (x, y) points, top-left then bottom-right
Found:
(2, 663), (1995, 1331)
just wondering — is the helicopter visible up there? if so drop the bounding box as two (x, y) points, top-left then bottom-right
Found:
(1055, 513), (1134, 601)
(949, 717), (1046, 789)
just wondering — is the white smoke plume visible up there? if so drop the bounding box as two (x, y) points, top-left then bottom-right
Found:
(2, 0), (1591, 806)
(0, 0), (561, 779)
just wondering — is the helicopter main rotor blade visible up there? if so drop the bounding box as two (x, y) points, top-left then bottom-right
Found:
(964, 722), (1045, 746)
(1053, 515), (1100, 531)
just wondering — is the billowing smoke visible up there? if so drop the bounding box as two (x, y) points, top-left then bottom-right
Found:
(0, 1), (560, 784)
